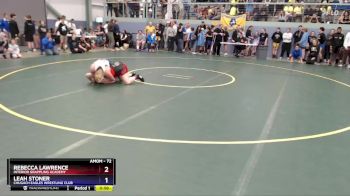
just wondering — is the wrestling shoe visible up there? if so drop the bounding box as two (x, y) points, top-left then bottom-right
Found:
(130, 72), (136, 77)
(136, 74), (145, 82)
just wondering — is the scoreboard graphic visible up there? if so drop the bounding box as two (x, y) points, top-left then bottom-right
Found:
(7, 158), (116, 191)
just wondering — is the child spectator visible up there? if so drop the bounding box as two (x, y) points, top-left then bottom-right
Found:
(0, 32), (8, 59)
(258, 28), (268, 46)
(38, 20), (48, 55)
(306, 38), (319, 64)
(78, 35), (91, 53)
(120, 30), (129, 50)
(24, 15), (36, 52)
(136, 30), (146, 51)
(8, 38), (21, 58)
(271, 27), (283, 58)
(68, 34), (80, 53)
(147, 31), (156, 52)
(41, 32), (59, 56)
(9, 14), (19, 39)
(56, 16), (69, 51)
(289, 44), (302, 63)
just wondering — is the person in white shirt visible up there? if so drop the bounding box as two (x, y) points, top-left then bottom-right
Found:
(184, 22), (192, 52)
(8, 38), (21, 58)
(280, 27), (293, 59)
(342, 31), (350, 68)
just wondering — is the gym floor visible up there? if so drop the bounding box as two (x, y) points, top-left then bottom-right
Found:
(0, 51), (350, 196)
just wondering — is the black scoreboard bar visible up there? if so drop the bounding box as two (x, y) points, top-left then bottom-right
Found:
(7, 158), (116, 191)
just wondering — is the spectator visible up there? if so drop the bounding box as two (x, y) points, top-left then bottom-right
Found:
(339, 11), (350, 24)
(318, 27), (326, 63)
(342, 31), (350, 68)
(176, 23), (184, 53)
(184, 23), (192, 52)
(277, 11), (286, 22)
(271, 27), (283, 58)
(161, 0), (168, 18)
(41, 32), (59, 56)
(306, 38), (319, 64)
(189, 27), (197, 53)
(24, 15), (36, 52)
(67, 19), (77, 34)
(136, 30), (146, 51)
(293, 5), (303, 22)
(234, 32), (247, 58)
(120, 30), (130, 50)
(293, 25), (303, 48)
(0, 13), (9, 33)
(94, 24), (105, 47)
(68, 34), (80, 53)
(113, 20), (121, 50)
(222, 26), (229, 56)
(212, 24), (223, 56)
(258, 28), (268, 46)
(8, 38), (21, 58)
(310, 14), (319, 23)
(147, 30), (156, 52)
(166, 22), (176, 51)
(0, 32), (8, 59)
(157, 22), (165, 49)
(9, 14), (19, 39)
(308, 31), (317, 46)
(196, 27), (206, 54)
(205, 26), (213, 54)
(38, 20), (47, 55)
(182, 0), (191, 19)
(107, 19), (115, 51)
(330, 27), (344, 66)
(107, 1), (113, 17)
(145, 22), (155, 36)
(298, 28), (309, 61)
(325, 29), (335, 64)
(79, 34), (91, 53)
(289, 44), (303, 63)
(56, 16), (69, 51)
(280, 28), (293, 59)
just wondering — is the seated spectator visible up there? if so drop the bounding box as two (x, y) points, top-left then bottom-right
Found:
(310, 14), (319, 23)
(147, 31), (157, 52)
(233, 32), (247, 58)
(41, 32), (59, 56)
(0, 32), (9, 59)
(94, 24), (105, 47)
(136, 30), (146, 51)
(339, 11), (350, 24)
(120, 30), (129, 50)
(277, 11), (286, 22)
(306, 38), (319, 64)
(68, 34), (81, 53)
(78, 34), (91, 53)
(289, 44), (303, 63)
(293, 5), (303, 22)
(8, 38), (21, 58)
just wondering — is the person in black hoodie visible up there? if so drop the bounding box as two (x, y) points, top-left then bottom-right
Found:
(24, 15), (36, 52)
(271, 27), (283, 58)
(212, 24), (223, 56)
(38, 20), (47, 55)
(68, 34), (81, 53)
(306, 38), (319, 64)
(56, 16), (69, 51)
(330, 27), (345, 66)
(9, 13), (19, 39)
(293, 25), (303, 48)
